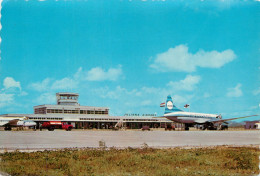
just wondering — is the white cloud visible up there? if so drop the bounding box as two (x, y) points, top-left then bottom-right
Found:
(50, 67), (85, 90)
(31, 77), (77, 92)
(141, 87), (161, 94)
(172, 94), (194, 104)
(51, 77), (78, 90)
(94, 75), (198, 104)
(0, 77), (26, 107)
(30, 78), (51, 92)
(30, 68), (83, 92)
(226, 83), (243, 97)
(73, 67), (83, 80)
(19, 91), (28, 96)
(0, 93), (14, 102)
(194, 49), (235, 68)
(30, 66), (123, 92)
(94, 83), (194, 108)
(86, 65), (122, 81)
(167, 75), (201, 91)
(0, 93), (14, 107)
(90, 74), (198, 115)
(3, 77), (21, 90)
(36, 92), (56, 104)
(150, 45), (236, 72)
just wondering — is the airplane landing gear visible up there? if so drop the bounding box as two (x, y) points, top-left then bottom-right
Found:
(4, 126), (12, 131)
(217, 124), (222, 130)
(208, 126), (217, 130)
(184, 124), (189, 131)
(201, 125), (207, 130)
(201, 123), (216, 130)
(217, 124), (228, 130)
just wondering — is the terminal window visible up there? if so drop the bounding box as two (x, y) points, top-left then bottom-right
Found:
(35, 108), (47, 114)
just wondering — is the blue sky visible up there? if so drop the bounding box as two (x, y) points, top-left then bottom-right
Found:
(0, 0), (259, 121)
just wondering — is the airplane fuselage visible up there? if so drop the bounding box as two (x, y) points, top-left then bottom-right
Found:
(164, 111), (220, 124)
(0, 117), (36, 127)
(0, 118), (20, 126)
(17, 120), (37, 127)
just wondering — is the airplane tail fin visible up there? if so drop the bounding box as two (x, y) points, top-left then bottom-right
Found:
(164, 95), (183, 114)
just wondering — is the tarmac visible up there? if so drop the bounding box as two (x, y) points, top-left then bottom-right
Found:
(0, 130), (259, 152)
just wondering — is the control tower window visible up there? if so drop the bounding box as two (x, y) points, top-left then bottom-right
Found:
(56, 93), (79, 105)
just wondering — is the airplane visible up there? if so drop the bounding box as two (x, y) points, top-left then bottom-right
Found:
(160, 95), (258, 130)
(0, 116), (36, 131)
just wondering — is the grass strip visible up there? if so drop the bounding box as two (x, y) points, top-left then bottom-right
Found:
(0, 146), (259, 176)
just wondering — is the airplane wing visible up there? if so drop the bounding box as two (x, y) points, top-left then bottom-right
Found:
(6, 119), (19, 126)
(209, 115), (258, 124)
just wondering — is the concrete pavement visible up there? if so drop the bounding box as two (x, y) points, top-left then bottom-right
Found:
(0, 130), (259, 151)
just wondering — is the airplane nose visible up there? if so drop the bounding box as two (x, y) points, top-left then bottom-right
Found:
(30, 122), (36, 126)
(24, 121), (36, 126)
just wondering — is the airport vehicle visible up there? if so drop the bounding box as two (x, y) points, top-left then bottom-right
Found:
(161, 95), (258, 130)
(142, 126), (150, 131)
(114, 119), (125, 130)
(41, 121), (73, 131)
(0, 116), (36, 130)
(165, 124), (175, 131)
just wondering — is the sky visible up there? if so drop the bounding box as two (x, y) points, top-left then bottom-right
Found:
(0, 0), (259, 121)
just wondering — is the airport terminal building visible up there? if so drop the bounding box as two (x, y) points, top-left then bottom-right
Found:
(2, 92), (174, 129)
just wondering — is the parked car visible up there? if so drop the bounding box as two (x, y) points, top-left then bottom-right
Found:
(142, 126), (150, 131)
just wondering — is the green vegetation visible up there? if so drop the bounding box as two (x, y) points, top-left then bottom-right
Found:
(0, 146), (259, 176)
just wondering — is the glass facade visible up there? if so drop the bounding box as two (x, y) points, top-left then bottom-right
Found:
(35, 107), (109, 115)
(34, 107), (47, 114)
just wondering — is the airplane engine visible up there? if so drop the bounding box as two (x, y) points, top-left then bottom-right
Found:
(201, 123), (217, 130)
(217, 124), (228, 130)
(217, 115), (222, 119)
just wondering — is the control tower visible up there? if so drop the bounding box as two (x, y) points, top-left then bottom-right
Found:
(34, 92), (109, 114)
(56, 92), (79, 106)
